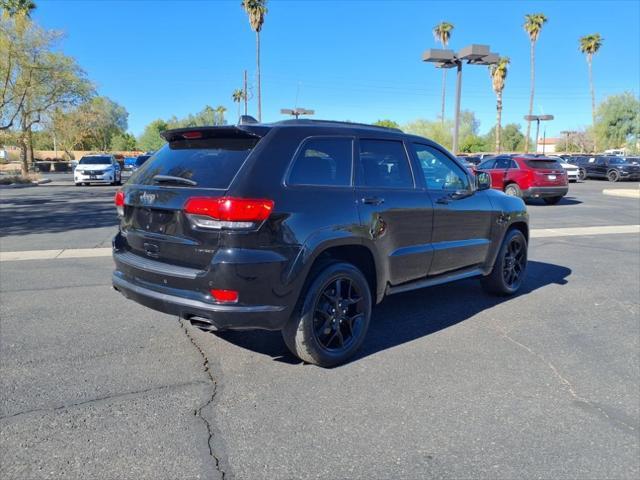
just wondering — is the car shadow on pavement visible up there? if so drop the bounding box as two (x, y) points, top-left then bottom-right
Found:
(212, 260), (572, 366)
(526, 196), (582, 206)
(0, 190), (119, 236)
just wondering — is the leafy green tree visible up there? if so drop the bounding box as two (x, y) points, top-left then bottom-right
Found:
(137, 119), (169, 152)
(1, 17), (92, 173)
(403, 111), (480, 151)
(110, 132), (137, 151)
(373, 119), (400, 129)
(594, 92), (640, 152)
(459, 134), (488, 153)
(241, 0), (267, 121)
(432, 21), (454, 123)
(523, 12), (548, 152)
(488, 57), (510, 152)
(484, 123), (526, 152)
(579, 33), (603, 149)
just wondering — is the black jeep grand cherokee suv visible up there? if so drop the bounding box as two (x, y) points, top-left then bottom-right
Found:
(113, 119), (529, 367)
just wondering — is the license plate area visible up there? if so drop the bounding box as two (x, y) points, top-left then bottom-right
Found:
(547, 174), (556, 180)
(90, 175), (97, 179)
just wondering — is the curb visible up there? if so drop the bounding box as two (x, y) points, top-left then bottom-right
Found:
(602, 189), (640, 199)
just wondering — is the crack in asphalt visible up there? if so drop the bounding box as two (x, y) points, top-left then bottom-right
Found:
(180, 319), (228, 480)
(489, 325), (638, 436)
(0, 380), (207, 422)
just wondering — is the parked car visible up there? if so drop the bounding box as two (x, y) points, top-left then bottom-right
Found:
(564, 156), (591, 181)
(123, 157), (138, 170)
(477, 155), (568, 204)
(131, 154), (152, 171)
(582, 155), (640, 182)
(548, 156), (579, 182)
(74, 154), (122, 186)
(112, 119), (529, 367)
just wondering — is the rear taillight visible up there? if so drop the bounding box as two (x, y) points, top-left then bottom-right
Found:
(184, 197), (274, 230)
(114, 191), (125, 217)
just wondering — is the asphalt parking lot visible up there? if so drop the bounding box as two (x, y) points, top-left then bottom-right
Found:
(1, 177), (639, 479)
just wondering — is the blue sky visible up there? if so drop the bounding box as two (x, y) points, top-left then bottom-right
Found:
(35, 0), (639, 137)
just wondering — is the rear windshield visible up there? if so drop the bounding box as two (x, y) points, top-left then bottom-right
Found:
(525, 159), (562, 170)
(131, 138), (258, 189)
(79, 156), (111, 165)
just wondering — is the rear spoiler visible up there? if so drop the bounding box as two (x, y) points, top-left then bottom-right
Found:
(161, 125), (270, 143)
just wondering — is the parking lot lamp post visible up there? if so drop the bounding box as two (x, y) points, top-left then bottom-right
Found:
(423, 45), (499, 154)
(281, 108), (315, 120)
(524, 114), (554, 153)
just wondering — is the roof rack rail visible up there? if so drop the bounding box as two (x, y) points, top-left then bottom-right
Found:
(274, 118), (403, 133)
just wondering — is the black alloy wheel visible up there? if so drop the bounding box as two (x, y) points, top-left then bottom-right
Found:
(502, 234), (526, 291)
(312, 276), (365, 352)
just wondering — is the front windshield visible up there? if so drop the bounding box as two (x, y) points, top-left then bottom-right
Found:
(79, 156), (111, 165)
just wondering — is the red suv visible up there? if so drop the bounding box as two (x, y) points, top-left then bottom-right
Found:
(477, 155), (568, 205)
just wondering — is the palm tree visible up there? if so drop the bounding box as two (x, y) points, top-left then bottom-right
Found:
(432, 21), (454, 124)
(241, 0), (267, 122)
(215, 106), (227, 125)
(579, 33), (603, 150)
(489, 57), (510, 153)
(523, 13), (548, 152)
(232, 89), (246, 118)
(1, 0), (36, 17)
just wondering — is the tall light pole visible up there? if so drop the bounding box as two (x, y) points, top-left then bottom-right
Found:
(423, 45), (499, 154)
(281, 108), (315, 120)
(524, 114), (554, 153)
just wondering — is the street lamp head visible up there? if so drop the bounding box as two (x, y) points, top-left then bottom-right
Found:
(525, 114), (554, 121)
(422, 48), (456, 63)
(457, 44), (490, 61)
(469, 52), (500, 65)
(539, 114), (554, 121)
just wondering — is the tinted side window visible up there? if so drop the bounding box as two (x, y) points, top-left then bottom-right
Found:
(288, 138), (353, 186)
(412, 144), (469, 190)
(357, 139), (413, 189)
(478, 159), (495, 169)
(494, 158), (511, 169)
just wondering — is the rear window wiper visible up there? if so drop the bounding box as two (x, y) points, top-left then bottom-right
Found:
(152, 174), (197, 186)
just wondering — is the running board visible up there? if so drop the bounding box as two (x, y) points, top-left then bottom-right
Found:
(386, 267), (484, 296)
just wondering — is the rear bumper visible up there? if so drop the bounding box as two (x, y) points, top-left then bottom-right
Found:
(112, 271), (288, 330)
(522, 186), (568, 199)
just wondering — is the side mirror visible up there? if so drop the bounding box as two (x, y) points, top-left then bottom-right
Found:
(476, 171), (492, 191)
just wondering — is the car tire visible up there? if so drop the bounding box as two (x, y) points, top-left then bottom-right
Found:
(504, 183), (521, 197)
(74, 183), (81, 187)
(481, 228), (528, 296)
(282, 262), (372, 368)
(578, 168), (587, 181)
(543, 196), (563, 205)
(607, 170), (620, 182)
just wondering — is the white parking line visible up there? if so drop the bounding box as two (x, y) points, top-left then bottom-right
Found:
(530, 224), (640, 238)
(1, 224), (638, 262)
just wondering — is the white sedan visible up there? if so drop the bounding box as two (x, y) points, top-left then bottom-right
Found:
(549, 157), (580, 182)
(74, 155), (122, 186)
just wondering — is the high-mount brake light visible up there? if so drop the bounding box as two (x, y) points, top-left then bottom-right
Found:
(184, 197), (274, 230)
(114, 190), (125, 217)
(182, 131), (203, 139)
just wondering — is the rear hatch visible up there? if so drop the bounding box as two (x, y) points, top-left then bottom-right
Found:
(119, 127), (265, 270)
(525, 158), (568, 186)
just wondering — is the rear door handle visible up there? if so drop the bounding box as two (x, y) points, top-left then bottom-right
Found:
(362, 197), (384, 206)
